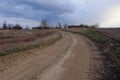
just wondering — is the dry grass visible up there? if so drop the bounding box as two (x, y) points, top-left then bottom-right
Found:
(0, 29), (60, 56)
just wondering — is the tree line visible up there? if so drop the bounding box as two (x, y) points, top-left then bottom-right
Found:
(67, 23), (98, 28)
(0, 20), (52, 30)
(0, 20), (98, 30)
(0, 21), (23, 30)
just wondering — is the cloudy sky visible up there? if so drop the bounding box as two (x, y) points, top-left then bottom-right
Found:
(0, 0), (120, 28)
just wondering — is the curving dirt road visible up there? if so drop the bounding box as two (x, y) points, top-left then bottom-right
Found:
(0, 31), (91, 80)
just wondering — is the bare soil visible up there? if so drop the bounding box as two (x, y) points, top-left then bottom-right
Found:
(94, 28), (120, 39)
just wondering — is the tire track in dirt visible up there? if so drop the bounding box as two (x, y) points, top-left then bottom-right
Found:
(39, 33), (77, 80)
(38, 33), (90, 80)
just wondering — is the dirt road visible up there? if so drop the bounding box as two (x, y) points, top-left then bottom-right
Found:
(0, 31), (91, 80)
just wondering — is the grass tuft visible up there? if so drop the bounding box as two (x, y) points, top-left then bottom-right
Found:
(84, 29), (105, 43)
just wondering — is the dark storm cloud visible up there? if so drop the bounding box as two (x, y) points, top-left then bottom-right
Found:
(0, 0), (120, 27)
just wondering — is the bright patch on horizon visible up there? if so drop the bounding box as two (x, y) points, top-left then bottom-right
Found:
(100, 5), (120, 28)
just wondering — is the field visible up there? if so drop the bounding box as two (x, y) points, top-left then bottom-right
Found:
(94, 28), (120, 57)
(0, 28), (119, 80)
(0, 30), (61, 56)
(94, 28), (120, 39)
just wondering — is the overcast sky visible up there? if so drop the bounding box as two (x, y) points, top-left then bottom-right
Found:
(0, 0), (120, 28)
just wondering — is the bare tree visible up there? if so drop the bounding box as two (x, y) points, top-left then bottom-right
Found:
(2, 21), (7, 29)
(40, 19), (49, 28)
(91, 23), (99, 28)
(8, 24), (12, 29)
(25, 25), (29, 30)
(58, 22), (62, 29)
(64, 24), (67, 28)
